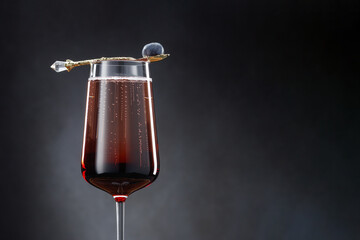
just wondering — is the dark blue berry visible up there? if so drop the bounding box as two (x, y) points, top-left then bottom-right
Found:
(142, 42), (164, 57)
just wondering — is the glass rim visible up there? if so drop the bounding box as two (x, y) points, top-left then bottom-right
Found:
(91, 60), (149, 65)
(90, 59), (150, 78)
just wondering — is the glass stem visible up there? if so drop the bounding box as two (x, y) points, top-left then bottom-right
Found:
(116, 201), (125, 240)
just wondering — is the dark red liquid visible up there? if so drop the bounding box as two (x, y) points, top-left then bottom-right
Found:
(81, 78), (159, 198)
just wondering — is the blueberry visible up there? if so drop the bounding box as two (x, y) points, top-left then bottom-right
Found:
(142, 42), (164, 57)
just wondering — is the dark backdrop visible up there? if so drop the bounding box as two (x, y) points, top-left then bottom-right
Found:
(0, 0), (359, 239)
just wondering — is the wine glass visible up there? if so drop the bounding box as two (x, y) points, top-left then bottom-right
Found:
(81, 60), (160, 240)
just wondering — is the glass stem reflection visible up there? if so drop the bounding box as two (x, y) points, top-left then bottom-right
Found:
(116, 201), (125, 240)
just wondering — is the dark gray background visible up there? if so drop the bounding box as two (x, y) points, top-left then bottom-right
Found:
(0, 0), (359, 239)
